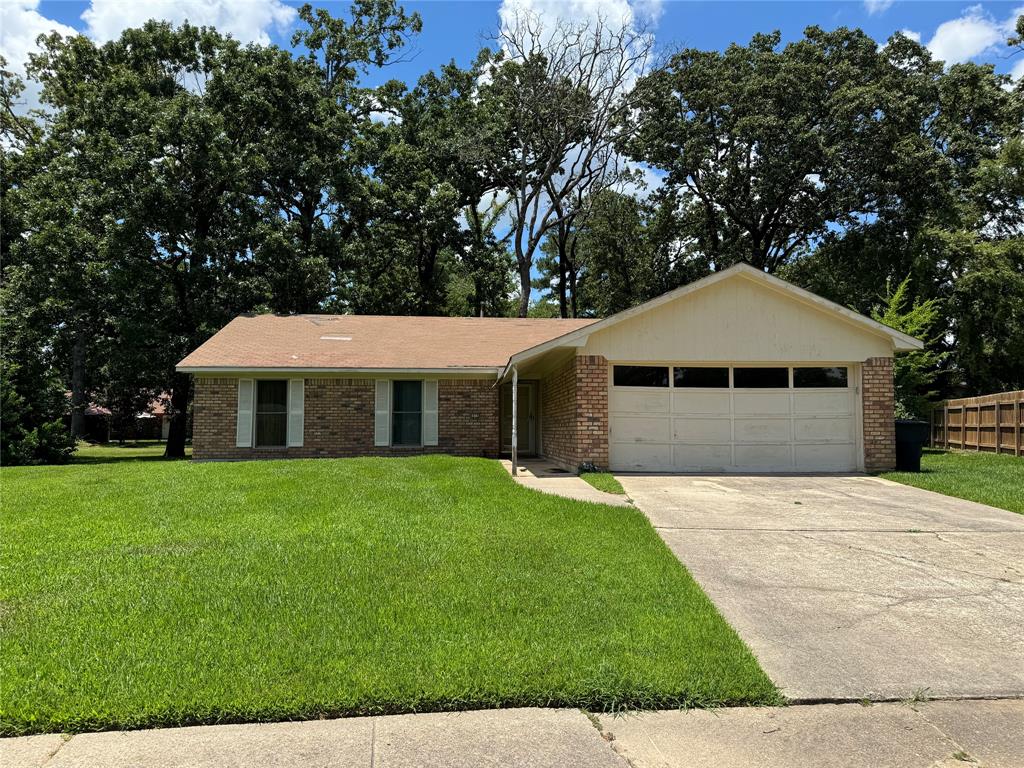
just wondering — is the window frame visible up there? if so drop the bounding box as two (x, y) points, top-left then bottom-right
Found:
(391, 379), (424, 447)
(254, 379), (289, 448)
(673, 366), (731, 389)
(793, 366), (849, 389)
(731, 366), (791, 389)
(612, 365), (670, 388)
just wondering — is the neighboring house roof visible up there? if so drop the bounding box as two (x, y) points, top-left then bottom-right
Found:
(177, 314), (598, 373)
(498, 262), (924, 380)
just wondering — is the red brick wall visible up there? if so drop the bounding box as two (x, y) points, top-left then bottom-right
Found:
(575, 355), (609, 468)
(539, 354), (609, 470)
(540, 357), (578, 468)
(862, 357), (896, 472)
(192, 376), (498, 461)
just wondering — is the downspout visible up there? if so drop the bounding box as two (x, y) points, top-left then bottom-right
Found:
(511, 365), (518, 476)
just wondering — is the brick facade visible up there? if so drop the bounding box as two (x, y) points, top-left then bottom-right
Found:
(862, 357), (896, 472)
(192, 376), (498, 461)
(539, 354), (609, 470)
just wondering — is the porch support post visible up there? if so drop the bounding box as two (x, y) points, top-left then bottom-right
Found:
(511, 365), (518, 476)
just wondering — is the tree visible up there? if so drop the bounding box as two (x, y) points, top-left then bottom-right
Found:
(478, 10), (653, 316)
(871, 277), (945, 419)
(623, 28), (942, 274)
(19, 3), (423, 458)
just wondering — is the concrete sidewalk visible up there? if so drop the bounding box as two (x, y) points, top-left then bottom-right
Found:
(4, 701), (1022, 768)
(500, 458), (632, 506)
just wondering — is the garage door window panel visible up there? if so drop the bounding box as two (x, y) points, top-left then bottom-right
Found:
(794, 367), (848, 388)
(674, 367), (729, 388)
(733, 367), (789, 388)
(613, 365), (669, 387)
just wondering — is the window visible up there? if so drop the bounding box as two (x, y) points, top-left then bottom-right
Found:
(794, 366), (848, 388)
(392, 380), (422, 446)
(733, 367), (789, 388)
(613, 365), (669, 387)
(674, 367), (729, 388)
(255, 380), (288, 447)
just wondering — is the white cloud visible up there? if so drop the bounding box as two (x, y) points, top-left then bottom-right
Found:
(1012, 57), (1024, 81)
(899, 29), (921, 43)
(0, 0), (78, 110)
(864, 0), (895, 16)
(925, 5), (1016, 65)
(1, 0), (296, 114)
(82, 0), (296, 45)
(498, 0), (662, 37)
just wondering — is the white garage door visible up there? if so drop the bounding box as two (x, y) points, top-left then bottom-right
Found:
(609, 364), (859, 472)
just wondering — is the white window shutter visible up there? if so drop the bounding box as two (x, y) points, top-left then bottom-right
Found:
(374, 380), (391, 447)
(287, 379), (304, 447)
(236, 379), (254, 447)
(423, 380), (438, 446)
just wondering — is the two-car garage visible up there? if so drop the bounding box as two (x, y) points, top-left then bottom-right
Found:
(503, 263), (923, 474)
(608, 363), (860, 472)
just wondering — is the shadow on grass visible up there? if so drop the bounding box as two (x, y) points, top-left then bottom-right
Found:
(70, 441), (192, 465)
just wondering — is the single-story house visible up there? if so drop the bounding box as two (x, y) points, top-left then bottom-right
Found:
(177, 263), (922, 473)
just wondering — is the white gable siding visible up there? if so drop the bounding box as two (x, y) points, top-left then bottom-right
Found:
(581, 274), (893, 362)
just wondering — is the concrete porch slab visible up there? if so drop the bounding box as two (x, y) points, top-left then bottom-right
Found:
(500, 459), (632, 507)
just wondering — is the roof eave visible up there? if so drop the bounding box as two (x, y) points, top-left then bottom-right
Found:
(177, 365), (503, 376)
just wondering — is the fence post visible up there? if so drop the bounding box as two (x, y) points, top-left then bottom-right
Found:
(1015, 398), (1021, 457)
(995, 402), (1001, 455)
(944, 405), (949, 450)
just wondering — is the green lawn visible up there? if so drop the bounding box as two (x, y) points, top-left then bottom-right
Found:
(0, 455), (777, 735)
(580, 472), (626, 495)
(72, 440), (190, 463)
(882, 449), (1024, 515)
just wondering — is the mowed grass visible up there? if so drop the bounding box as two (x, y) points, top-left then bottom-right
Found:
(72, 440), (190, 463)
(883, 449), (1024, 515)
(0, 456), (778, 735)
(580, 472), (626, 495)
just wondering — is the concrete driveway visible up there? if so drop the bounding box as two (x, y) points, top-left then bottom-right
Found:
(617, 474), (1024, 702)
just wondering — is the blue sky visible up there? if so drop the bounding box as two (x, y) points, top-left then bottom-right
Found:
(5, 0), (1024, 93)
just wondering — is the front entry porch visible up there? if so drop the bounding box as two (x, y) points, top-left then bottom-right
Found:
(500, 381), (538, 456)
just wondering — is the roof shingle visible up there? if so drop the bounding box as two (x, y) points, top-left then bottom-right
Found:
(177, 314), (597, 371)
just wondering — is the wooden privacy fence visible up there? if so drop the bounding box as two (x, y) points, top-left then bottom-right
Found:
(930, 391), (1024, 455)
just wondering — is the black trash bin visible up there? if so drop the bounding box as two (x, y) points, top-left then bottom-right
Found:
(895, 419), (929, 472)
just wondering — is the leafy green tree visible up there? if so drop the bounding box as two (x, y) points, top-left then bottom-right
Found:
(18, 3), (422, 458)
(623, 28), (941, 273)
(871, 277), (946, 419)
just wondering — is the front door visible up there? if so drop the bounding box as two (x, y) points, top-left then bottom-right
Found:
(501, 382), (537, 455)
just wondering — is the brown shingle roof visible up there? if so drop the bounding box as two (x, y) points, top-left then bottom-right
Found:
(177, 314), (598, 372)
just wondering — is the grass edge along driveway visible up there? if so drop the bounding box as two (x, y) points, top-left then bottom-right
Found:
(1, 455), (779, 735)
(882, 449), (1024, 515)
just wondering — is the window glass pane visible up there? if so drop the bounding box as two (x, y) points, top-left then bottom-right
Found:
(794, 367), (848, 388)
(256, 380), (287, 412)
(392, 412), (422, 446)
(613, 366), (669, 387)
(256, 413), (287, 447)
(255, 380), (288, 446)
(674, 367), (729, 388)
(392, 380), (422, 412)
(392, 381), (422, 446)
(733, 367), (789, 388)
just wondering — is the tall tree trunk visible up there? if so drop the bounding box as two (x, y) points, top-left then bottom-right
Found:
(517, 267), (531, 317)
(557, 236), (569, 319)
(164, 373), (191, 459)
(516, 239), (531, 317)
(69, 331), (87, 440)
(569, 268), (579, 318)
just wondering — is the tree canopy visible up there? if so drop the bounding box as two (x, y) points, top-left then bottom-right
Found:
(2, 6), (1021, 463)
